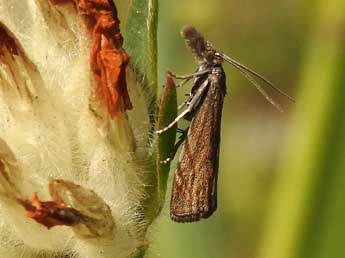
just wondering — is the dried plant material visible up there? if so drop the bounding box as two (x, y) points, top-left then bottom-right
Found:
(49, 179), (115, 238)
(51, 0), (132, 118)
(0, 0), (155, 257)
(17, 192), (84, 229)
(18, 180), (115, 238)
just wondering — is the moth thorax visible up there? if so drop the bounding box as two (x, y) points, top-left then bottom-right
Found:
(203, 44), (222, 65)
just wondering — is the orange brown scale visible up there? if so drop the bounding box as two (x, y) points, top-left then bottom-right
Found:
(50, 0), (132, 118)
(17, 193), (85, 229)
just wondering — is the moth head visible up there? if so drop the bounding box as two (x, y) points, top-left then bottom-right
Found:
(208, 50), (223, 65)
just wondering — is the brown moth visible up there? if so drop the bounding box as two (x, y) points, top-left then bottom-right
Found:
(156, 25), (293, 222)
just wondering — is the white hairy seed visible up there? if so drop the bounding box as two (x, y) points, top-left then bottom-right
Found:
(0, 1), (153, 257)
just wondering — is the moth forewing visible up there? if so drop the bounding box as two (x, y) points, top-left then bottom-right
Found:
(170, 66), (226, 222)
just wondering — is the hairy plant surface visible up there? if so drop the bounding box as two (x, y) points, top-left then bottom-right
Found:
(0, 0), (169, 257)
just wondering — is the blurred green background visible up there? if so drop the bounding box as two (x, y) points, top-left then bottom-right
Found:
(147, 0), (345, 258)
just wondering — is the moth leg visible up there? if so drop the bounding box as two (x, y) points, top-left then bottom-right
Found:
(178, 99), (192, 110)
(175, 77), (193, 88)
(160, 127), (189, 164)
(163, 73), (190, 89)
(159, 77), (210, 134)
(156, 108), (190, 134)
(170, 69), (211, 88)
(178, 91), (194, 110)
(170, 69), (210, 80)
(178, 101), (187, 110)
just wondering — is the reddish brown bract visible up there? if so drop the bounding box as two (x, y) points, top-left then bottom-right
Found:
(18, 193), (84, 229)
(51, 0), (132, 118)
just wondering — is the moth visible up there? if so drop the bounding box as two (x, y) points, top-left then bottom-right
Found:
(156, 25), (294, 222)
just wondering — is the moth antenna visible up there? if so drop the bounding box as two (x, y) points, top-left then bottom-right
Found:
(231, 61), (284, 112)
(218, 53), (295, 103)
